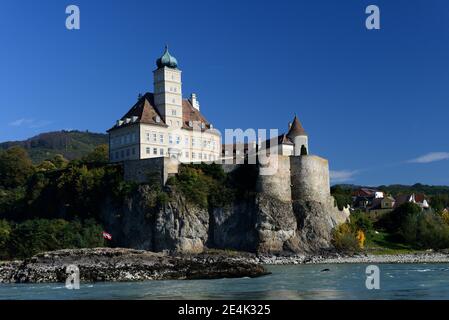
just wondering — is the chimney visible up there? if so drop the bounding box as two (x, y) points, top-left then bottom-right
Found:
(190, 93), (200, 111)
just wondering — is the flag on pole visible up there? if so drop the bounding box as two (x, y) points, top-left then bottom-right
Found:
(102, 231), (112, 240)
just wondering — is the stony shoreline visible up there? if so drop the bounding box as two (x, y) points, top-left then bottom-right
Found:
(251, 252), (449, 265)
(0, 248), (268, 284)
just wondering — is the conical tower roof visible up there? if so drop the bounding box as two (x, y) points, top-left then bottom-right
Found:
(286, 115), (307, 139)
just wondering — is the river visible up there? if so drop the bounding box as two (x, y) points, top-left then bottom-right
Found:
(1, 263), (449, 299)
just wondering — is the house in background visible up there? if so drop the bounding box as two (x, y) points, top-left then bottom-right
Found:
(352, 188), (385, 209)
(352, 187), (431, 219)
(367, 195), (396, 218)
(394, 193), (430, 209)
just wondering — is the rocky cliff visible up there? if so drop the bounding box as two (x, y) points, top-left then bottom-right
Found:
(101, 159), (349, 255)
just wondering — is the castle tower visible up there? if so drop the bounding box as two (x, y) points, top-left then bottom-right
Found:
(153, 46), (183, 129)
(287, 115), (308, 156)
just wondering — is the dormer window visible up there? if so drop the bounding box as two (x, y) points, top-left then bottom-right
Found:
(188, 121), (193, 127)
(155, 116), (161, 123)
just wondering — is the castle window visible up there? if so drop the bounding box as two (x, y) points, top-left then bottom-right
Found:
(159, 133), (164, 143)
(184, 137), (188, 146)
(169, 135), (173, 144)
(171, 109), (176, 116)
(192, 152), (196, 159)
(152, 132), (157, 143)
(153, 148), (157, 155)
(192, 138), (196, 147)
(146, 147), (150, 154)
(176, 136), (180, 144)
(126, 149), (130, 157)
(172, 98), (176, 104)
(160, 148), (164, 155)
(185, 152), (189, 158)
(146, 132), (150, 142)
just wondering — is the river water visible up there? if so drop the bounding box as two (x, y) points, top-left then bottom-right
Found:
(1, 263), (449, 300)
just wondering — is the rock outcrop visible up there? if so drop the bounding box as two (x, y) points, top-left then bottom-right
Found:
(101, 186), (209, 254)
(101, 156), (350, 255)
(0, 248), (268, 283)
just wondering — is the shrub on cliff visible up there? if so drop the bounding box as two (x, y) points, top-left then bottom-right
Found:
(330, 185), (352, 210)
(331, 223), (361, 253)
(167, 163), (234, 209)
(350, 210), (374, 235)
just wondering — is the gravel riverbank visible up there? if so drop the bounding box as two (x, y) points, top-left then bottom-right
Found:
(251, 252), (449, 265)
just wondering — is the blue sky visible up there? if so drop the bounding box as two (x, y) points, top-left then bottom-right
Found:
(0, 0), (448, 186)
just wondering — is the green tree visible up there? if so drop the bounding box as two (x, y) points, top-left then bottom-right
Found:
(36, 160), (57, 172)
(82, 144), (109, 164)
(51, 154), (69, 169)
(0, 146), (34, 189)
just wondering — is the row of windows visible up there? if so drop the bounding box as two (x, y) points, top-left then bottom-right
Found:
(111, 146), (219, 162)
(146, 147), (165, 156)
(144, 131), (218, 150)
(111, 133), (137, 147)
(154, 72), (179, 82)
(144, 148), (217, 160)
(110, 147), (136, 160)
(189, 152), (217, 161)
(144, 147), (218, 161)
(155, 85), (179, 94)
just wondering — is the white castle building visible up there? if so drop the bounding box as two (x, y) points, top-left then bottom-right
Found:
(108, 46), (222, 163)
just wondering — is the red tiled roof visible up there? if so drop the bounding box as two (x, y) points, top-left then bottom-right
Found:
(352, 188), (380, 197)
(108, 92), (215, 133)
(181, 99), (211, 130)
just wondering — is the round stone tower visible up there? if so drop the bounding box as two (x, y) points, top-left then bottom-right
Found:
(290, 155), (330, 202)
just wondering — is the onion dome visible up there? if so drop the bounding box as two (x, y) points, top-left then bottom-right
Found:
(156, 45), (178, 69)
(286, 115), (307, 140)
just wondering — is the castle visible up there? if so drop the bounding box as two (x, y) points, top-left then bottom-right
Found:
(108, 46), (221, 163)
(105, 47), (349, 254)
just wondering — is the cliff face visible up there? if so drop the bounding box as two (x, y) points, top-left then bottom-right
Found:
(101, 158), (349, 255)
(101, 185), (209, 254)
